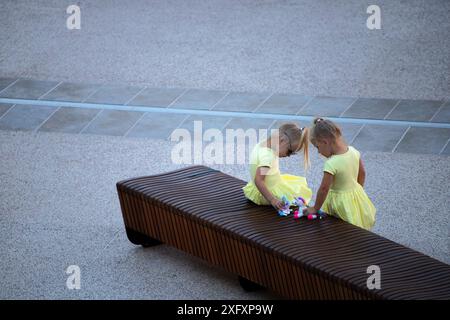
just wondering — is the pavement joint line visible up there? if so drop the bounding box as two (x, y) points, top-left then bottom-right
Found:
(0, 78), (20, 95)
(268, 119), (277, 131)
(439, 137), (450, 155)
(349, 124), (365, 145)
(33, 106), (61, 133)
(81, 83), (104, 103)
(38, 81), (63, 100)
(78, 109), (104, 135)
(165, 114), (191, 141)
(295, 95), (315, 116)
(124, 86), (147, 106)
(383, 99), (402, 120)
(338, 97), (359, 117)
(1, 97), (450, 129)
(0, 104), (16, 122)
(123, 111), (148, 138)
(429, 99), (447, 122)
(251, 92), (274, 113)
(391, 126), (411, 153)
(166, 88), (189, 108)
(209, 90), (231, 111)
(221, 117), (233, 131)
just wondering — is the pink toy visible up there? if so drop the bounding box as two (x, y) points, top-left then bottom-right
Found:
(307, 210), (327, 220)
(293, 209), (304, 219)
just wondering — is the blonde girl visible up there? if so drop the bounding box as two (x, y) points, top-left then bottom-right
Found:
(243, 122), (312, 211)
(304, 118), (376, 230)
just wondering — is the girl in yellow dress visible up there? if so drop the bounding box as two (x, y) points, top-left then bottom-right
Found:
(304, 118), (376, 230)
(243, 122), (312, 212)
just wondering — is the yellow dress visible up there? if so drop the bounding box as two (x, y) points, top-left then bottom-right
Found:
(242, 142), (312, 205)
(321, 146), (376, 230)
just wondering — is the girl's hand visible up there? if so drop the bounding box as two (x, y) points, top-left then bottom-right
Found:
(270, 198), (285, 211)
(303, 206), (318, 215)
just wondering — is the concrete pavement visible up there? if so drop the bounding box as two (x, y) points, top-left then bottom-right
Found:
(1, 0), (449, 100)
(0, 129), (448, 299)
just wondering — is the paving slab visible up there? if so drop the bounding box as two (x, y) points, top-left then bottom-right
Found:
(39, 107), (101, 134)
(127, 87), (186, 107)
(0, 104), (57, 131)
(224, 117), (274, 131)
(223, 118), (275, 161)
(352, 124), (408, 152)
(0, 103), (13, 117)
(85, 84), (144, 105)
(440, 141), (450, 155)
(177, 114), (231, 138)
(81, 109), (144, 136)
(386, 99), (442, 122)
(255, 93), (311, 115)
(40, 82), (101, 102)
(126, 112), (188, 140)
(430, 100), (450, 123)
(300, 96), (355, 117)
(394, 127), (450, 154)
(338, 123), (364, 144)
(0, 79), (60, 100)
(0, 78), (17, 92)
(342, 98), (399, 119)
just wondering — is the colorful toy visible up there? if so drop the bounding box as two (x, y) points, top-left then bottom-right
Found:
(293, 196), (327, 220)
(277, 195), (292, 216)
(277, 195), (327, 220)
(293, 209), (304, 219)
(294, 209), (327, 220)
(291, 196), (306, 207)
(307, 210), (327, 220)
(292, 196), (307, 219)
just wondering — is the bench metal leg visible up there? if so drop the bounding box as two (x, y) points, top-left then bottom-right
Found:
(238, 276), (265, 292)
(125, 227), (162, 247)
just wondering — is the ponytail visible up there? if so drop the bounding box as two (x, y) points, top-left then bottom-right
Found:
(299, 127), (310, 170)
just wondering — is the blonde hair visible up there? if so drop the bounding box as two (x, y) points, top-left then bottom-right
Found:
(278, 122), (310, 170)
(310, 117), (342, 144)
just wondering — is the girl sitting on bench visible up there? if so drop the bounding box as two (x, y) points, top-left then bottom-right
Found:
(304, 118), (376, 230)
(243, 122), (312, 212)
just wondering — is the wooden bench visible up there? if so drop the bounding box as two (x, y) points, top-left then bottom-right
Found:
(116, 165), (450, 300)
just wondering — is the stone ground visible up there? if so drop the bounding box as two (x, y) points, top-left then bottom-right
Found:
(0, 0), (449, 100)
(0, 130), (448, 299)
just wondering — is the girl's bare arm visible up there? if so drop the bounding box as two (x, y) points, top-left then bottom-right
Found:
(357, 158), (366, 187)
(312, 172), (334, 212)
(254, 166), (284, 210)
